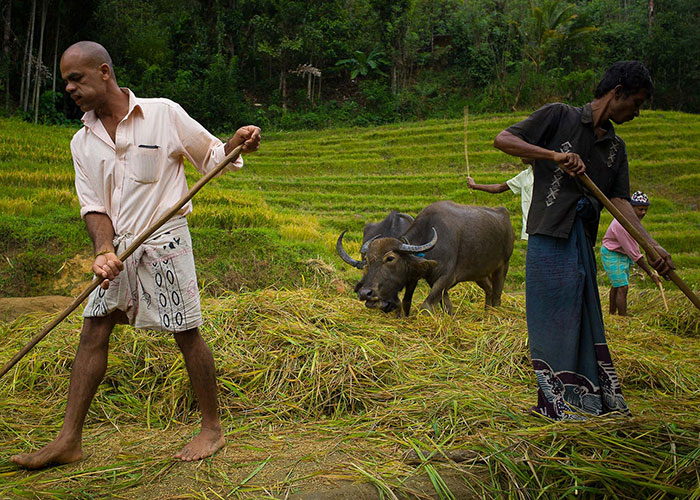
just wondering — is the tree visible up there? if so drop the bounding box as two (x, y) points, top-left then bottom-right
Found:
(21, 0), (36, 112)
(33, 0), (48, 123)
(521, 0), (597, 72)
(369, 0), (417, 94)
(335, 47), (388, 79)
(2, 0), (11, 108)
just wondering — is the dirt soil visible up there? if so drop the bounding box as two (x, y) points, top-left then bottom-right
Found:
(0, 296), (75, 322)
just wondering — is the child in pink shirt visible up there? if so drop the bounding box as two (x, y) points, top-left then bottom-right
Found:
(600, 191), (661, 315)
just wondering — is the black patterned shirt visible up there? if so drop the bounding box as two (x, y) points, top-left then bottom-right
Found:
(506, 102), (630, 241)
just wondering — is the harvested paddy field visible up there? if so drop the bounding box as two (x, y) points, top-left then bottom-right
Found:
(1, 287), (699, 498)
(1, 112), (700, 498)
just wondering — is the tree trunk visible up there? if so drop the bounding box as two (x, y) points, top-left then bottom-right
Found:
(23, 0), (37, 112)
(648, 0), (655, 30)
(19, 1), (31, 109)
(2, 0), (11, 109)
(33, 0), (48, 123)
(52, 4), (59, 95)
(280, 69), (287, 110)
(307, 72), (312, 102)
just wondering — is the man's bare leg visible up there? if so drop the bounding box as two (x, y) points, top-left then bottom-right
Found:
(609, 287), (618, 315)
(11, 314), (118, 469)
(615, 285), (629, 316)
(173, 327), (224, 461)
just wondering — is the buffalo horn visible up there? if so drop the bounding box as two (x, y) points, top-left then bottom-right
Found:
(360, 234), (381, 255)
(336, 231), (364, 269)
(398, 227), (438, 254)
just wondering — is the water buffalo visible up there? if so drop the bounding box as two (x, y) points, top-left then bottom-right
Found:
(337, 201), (514, 315)
(336, 211), (414, 295)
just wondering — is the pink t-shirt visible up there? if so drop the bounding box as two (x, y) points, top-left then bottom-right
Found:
(71, 89), (243, 237)
(602, 219), (643, 262)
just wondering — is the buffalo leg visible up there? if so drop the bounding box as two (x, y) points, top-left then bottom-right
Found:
(420, 276), (454, 313)
(402, 280), (418, 316)
(475, 278), (494, 307)
(440, 290), (453, 314)
(490, 263), (508, 307)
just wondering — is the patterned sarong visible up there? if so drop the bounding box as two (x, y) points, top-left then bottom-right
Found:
(600, 246), (633, 287)
(83, 217), (202, 332)
(526, 199), (630, 420)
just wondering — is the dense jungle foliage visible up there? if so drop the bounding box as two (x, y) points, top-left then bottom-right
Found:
(1, 0), (699, 132)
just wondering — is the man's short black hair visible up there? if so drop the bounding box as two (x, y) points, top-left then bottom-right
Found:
(594, 61), (653, 98)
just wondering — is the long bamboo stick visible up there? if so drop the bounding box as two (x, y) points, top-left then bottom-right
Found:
(578, 173), (700, 312)
(0, 144), (244, 379)
(463, 106), (470, 179)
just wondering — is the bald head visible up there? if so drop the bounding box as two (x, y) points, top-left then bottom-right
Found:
(62, 41), (114, 80)
(61, 41), (125, 113)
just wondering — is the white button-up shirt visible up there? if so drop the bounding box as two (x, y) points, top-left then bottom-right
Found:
(71, 88), (242, 236)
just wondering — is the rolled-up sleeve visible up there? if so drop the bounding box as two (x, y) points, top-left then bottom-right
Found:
(71, 139), (106, 219)
(170, 103), (243, 176)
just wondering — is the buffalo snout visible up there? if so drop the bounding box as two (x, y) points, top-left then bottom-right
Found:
(357, 286), (375, 301)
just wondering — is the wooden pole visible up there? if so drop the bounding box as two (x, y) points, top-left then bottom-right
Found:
(578, 172), (700, 312)
(0, 145), (244, 380)
(463, 106), (470, 179)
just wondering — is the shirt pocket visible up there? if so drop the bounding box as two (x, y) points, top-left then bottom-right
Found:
(131, 144), (162, 184)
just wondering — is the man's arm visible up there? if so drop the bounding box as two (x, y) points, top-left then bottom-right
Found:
(84, 212), (123, 289)
(635, 256), (662, 285)
(467, 176), (509, 193)
(494, 130), (586, 176)
(610, 197), (674, 276)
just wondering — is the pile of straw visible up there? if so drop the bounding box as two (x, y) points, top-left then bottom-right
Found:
(1, 284), (698, 497)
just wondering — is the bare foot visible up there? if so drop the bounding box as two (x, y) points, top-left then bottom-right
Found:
(174, 426), (225, 461)
(11, 440), (82, 469)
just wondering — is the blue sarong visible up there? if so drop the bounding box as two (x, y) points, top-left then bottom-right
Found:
(526, 198), (630, 420)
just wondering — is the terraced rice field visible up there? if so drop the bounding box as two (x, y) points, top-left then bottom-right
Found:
(0, 111), (699, 499)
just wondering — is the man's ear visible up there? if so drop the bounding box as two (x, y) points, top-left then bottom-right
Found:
(99, 63), (111, 81)
(613, 84), (624, 99)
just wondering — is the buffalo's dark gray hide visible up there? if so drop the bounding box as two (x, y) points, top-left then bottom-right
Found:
(338, 201), (514, 315)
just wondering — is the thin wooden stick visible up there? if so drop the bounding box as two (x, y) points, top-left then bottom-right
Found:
(0, 144), (244, 380)
(578, 172), (700, 312)
(463, 106), (470, 179)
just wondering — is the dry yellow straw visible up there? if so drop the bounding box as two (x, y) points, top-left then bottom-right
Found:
(464, 106), (470, 178)
(658, 279), (669, 312)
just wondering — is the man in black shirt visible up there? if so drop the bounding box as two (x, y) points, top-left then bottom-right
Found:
(494, 61), (673, 420)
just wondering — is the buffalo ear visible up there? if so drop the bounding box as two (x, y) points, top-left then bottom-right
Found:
(412, 258), (438, 274)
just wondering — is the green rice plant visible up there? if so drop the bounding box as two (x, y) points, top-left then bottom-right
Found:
(0, 197), (34, 216)
(279, 222), (321, 242)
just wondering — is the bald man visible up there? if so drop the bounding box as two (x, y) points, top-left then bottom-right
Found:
(11, 41), (261, 468)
